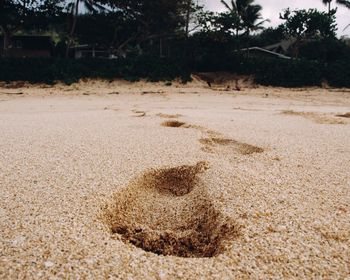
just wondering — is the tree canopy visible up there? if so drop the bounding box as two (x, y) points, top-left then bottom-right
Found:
(0, 0), (349, 61)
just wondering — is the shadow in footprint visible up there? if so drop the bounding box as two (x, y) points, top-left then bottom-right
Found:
(161, 120), (186, 128)
(200, 137), (264, 155)
(336, 112), (350, 119)
(104, 162), (238, 258)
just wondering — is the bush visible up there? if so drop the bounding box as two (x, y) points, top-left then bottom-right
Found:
(252, 58), (323, 87)
(326, 60), (350, 87)
(193, 53), (350, 88)
(0, 56), (190, 84)
(0, 55), (349, 88)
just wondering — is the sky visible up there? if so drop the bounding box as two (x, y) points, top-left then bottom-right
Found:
(201, 0), (350, 37)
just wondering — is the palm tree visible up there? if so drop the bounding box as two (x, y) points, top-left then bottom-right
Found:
(322, 0), (350, 32)
(241, 4), (269, 35)
(221, 0), (269, 56)
(220, 0), (268, 36)
(220, 0), (241, 37)
(66, 0), (105, 57)
(322, 0), (350, 14)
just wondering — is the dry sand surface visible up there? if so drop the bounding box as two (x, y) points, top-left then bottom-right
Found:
(0, 80), (350, 279)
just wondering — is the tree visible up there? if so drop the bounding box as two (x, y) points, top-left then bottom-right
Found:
(94, 0), (200, 56)
(220, 0), (242, 38)
(65, 0), (105, 57)
(279, 8), (337, 57)
(241, 3), (269, 36)
(253, 26), (285, 46)
(321, 0), (350, 14)
(280, 8), (337, 39)
(321, 0), (350, 33)
(0, 0), (62, 57)
(219, 0), (268, 50)
(181, 0), (204, 37)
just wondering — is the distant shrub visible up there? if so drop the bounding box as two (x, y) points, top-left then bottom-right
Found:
(325, 60), (350, 88)
(192, 53), (345, 88)
(252, 58), (323, 87)
(0, 54), (349, 88)
(0, 56), (190, 84)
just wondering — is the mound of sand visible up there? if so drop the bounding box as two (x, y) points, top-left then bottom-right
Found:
(192, 72), (255, 90)
(104, 162), (238, 258)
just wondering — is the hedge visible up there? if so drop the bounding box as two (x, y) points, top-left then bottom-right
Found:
(0, 55), (349, 88)
(0, 56), (191, 85)
(193, 54), (349, 88)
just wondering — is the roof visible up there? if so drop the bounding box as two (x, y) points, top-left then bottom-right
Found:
(69, 45), (109, 51)
(239, 47), (291, 59)
(264, 38), (297, 53)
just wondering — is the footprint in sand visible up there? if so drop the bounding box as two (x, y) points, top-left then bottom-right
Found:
(161, 120), (186, 128)
(157, 115), (264, 156)
(281, 110), (346, 125)
(157, 113), (183, 119)
(131, 110), (146, 117)
(104, 162), (238, 258)
(336, 112), (350, 119)
(199, 137), (264, 156)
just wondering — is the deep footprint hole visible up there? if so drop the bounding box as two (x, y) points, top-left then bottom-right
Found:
(145, 162), (208, 196)
(161, 120), (186, 128)
(105, 162), (238, 258)
(336, 112), (350, 118)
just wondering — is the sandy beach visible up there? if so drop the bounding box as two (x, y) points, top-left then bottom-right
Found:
(0, 80), (349, 279)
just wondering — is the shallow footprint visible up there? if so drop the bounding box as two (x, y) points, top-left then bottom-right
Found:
(200, 137), (264, 155)
(104, 162), (238, 258)
(131, 110), (146, 117)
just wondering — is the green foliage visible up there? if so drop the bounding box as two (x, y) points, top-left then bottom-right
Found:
(1, 55), (350, 88)
(252, 58), (323, 87)
(0, 0), (63, 32)
(326, 60), (350, 87)
(0, 56), (191, 84)
(1, 1), (350, 88)
(253, 27), (285, 47)
(220, 0), (268, 35)
(299, 38), (350, 61)
(279, 8), (337, 39)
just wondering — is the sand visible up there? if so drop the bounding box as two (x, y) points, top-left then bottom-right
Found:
(0, 80), (350, 279)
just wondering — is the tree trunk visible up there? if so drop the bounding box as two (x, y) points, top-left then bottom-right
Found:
(1, 26), (11, 57)
(159, 38), (163, 57)
(236, 28), (240, 51)
(183, 0), (192, 59)
(66, 0), (80, 58)
(185, 0), (191, 38)
(246, 29), (250, 57)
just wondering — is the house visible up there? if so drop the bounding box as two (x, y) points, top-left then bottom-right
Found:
(238, 38), (296, 59)
(239, 47), (291, 59)
(69, 45), (110, 59)
(263, 38), (297, 56)
(0, 35), (53, 58)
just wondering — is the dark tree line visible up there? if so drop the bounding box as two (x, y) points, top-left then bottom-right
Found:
(1, 0), (350, 61)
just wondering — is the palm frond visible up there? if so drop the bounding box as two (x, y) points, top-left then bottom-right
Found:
(84, 1), (96, 12)
(337, 0), (350, 8)
(231, 0), (237, 11)
(221, 0), (233, 12)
